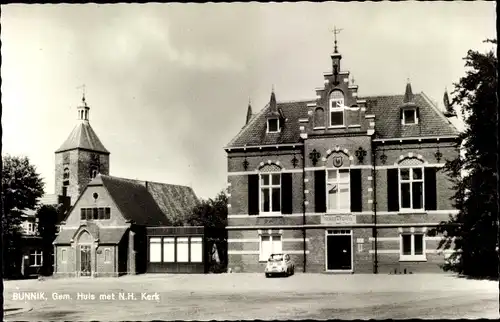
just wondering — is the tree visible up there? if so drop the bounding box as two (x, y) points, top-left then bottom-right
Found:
(430, 39), (498, 278)
(1, 155), (45, 278)
(185, 190), (228, 273)
(36, 204), (62, 276)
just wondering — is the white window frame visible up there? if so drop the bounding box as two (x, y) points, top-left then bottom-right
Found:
(259, 234), (282, 262)
(149, 237), (162, 263)
(176, 237), (189, 263)
(163, 237), (176, 263)
(190, 237), (203, 263)
(399, 233), (426, 261)
(399, 167), (425, 211)
(329, 90), (345, 128)
(326, 168), (351, 212)
(402, 108), (418, 125)
(259, 172), (282, 215)
(267, 118), (280, 133)
(30, 250), (43, 267)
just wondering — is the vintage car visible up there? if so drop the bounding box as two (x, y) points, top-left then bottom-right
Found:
(265, 253), (295, 277)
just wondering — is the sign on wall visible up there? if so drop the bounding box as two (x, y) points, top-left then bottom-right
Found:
(321, 214), (356, 225)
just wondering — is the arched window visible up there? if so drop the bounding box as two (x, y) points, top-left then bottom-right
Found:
(329, 90), (345, 127)
(398, 158), (425, 210)
(259, 164), (282, 214)
(314, 107), (325, 128)
(63, 168), (70, 180)
(90, 167), (98, 179)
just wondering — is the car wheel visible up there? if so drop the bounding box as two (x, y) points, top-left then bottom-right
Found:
(265, 273), (270, 278)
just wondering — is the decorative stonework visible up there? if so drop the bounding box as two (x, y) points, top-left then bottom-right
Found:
(309, 149), (321, 166)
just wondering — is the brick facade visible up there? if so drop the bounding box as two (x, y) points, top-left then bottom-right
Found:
(225, 46), (459, 274)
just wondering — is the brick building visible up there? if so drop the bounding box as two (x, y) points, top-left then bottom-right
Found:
(52, 96), (200, 277)
(224, 42), (460, 274)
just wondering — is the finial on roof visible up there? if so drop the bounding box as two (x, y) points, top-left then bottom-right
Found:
(443, 87), (455, 117)
(246, 98), (253, 125)
(403, 80), (414, 104)
(330, 25), (343, 54)
(269, 86), (277, 113)
(77, 84), (87, 107)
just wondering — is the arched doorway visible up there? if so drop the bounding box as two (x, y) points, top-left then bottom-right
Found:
(77, 230), (93, 277)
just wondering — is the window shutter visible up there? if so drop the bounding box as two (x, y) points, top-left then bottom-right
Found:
(400, 109), (403, 121)
(281, 173), (293, 214)
(387, 169), (399, 211)
(248, 174), (259, 215)
(314, 170), (326, 213)
(424, 167), (437, 210)
(416, 107), (420, 120)
(350, 169), (362, 212)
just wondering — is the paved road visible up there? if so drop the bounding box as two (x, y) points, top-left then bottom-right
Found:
(4, 273), (499, 320)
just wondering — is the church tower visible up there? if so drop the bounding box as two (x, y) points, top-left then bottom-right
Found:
(55, 95), (110, 205)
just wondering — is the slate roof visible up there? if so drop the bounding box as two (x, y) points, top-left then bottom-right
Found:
(227, 100), (313, 148)
(56, 122), (109, 153)
(99, 175), (171, 226)
(83, 175), (199, 226)
(365, 93), (459, 139)
(226, 92), (458, 148)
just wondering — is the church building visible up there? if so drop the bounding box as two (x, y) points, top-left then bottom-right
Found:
(224, 38), (460, 274)
(53, 96), (200, 277)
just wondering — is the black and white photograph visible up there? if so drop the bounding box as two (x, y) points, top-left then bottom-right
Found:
(1, 2), (498, 320)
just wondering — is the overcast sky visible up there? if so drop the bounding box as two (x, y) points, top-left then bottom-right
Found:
(1, 2), (495, 199)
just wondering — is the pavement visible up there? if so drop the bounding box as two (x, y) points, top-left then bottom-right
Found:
(3, 273), (499, 320)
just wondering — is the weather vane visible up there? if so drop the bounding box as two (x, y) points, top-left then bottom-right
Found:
(77, 84), (87, 105)
(330, 25), (343, 53)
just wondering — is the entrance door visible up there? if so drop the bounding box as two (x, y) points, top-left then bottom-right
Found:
(326, 230), (352, 271)
(80, 245), (92, 277)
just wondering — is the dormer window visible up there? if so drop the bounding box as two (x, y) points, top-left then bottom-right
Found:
(329, 90), (345, 127)
(402, 108), (418, 125)
(267, 118), (280, 133)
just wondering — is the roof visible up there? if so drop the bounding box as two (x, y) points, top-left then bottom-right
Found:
(56, 122), (109, 154)
(146, 181), (200, 225)
(227, 100), (313, 148)
(99, 175), (170, 226)
(364, 93), (459, 139)
(82, 174), (199, 226)
(53, 226), (128, 244)
(226, 92), (458, 148)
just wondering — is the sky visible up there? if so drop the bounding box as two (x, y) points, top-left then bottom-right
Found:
(1, 2), (496, 199)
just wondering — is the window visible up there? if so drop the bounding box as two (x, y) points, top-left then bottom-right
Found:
(80, 207), (111, 220)
(327, 169), (350, 211)
(163, 237), (175, 263)
(30, 250), (43, 267)
(260, 173), (281, 213)
(62, 186), (68, 197)
(149, 238), (162, 262)
(399, 167), (424, 210)
(400, 233), (425, 261)
(402, 108), (417, 125)
(260, 235), (282, 261)
(329, 90), (345, 127)
(90, 167), (98, 179)
(190, 237), (203, 263)
(26, 222), (35, 234)
(104, 248), (111, 263)
(61, 249), (67, 263)
(63, 168), (70, 180)
(176, 237), (189, 262)
(267, 118), (280, 133)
